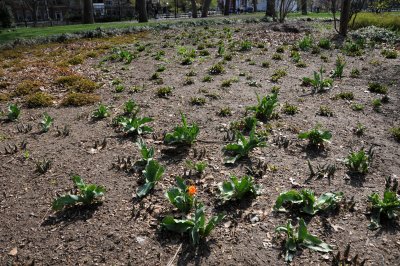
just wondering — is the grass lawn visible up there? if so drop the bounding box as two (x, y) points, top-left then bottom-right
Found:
(0, 12), (335, 45)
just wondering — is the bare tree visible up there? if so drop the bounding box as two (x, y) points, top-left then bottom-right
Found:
(332, 0), (367, 36)
(253, 0), (258, 12)
(277, 0), (296, 22)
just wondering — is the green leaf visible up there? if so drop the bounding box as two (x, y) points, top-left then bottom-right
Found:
(136, 182), (154, 198)
(52, 194), (80, 211)
(143, 160), (165, 183)
(161, 216), (194, 233)
(274, 190), (304, 212)
(203, 213), (225, 237)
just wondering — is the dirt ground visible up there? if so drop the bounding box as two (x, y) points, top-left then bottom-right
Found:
(0, 21), (399, 265)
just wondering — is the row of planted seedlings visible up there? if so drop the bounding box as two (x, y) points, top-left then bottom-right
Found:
(18, 82), (395, 262)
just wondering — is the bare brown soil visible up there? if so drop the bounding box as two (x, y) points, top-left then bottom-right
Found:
(0, 21), (399, 265)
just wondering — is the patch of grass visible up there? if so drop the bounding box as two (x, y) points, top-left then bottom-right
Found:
(390, 127), (400, 142)
(372, 98), (382, 111)
(351, 103), (364, 111)
(381, 49), (397, 59)
(271, 68), (287, 82)
(0, 92), (10, 102)
(261, 61), (270, 68)
(368, 82), (388, 94)
(209, 62), (225, 75)
(318, 105), (334, 117)
(157, 86), (173, 97)
(61, 93), (100, 106)
(202, 75), (213, 82)
(350, 68), (360, 78)
(56, 75), (99, 93)
(318, 38), (331, 49)
(272, 53), (283, 60)
(26, 92), (54, 108)
(276, 46), (285, 53)
(218, 107), (232, 117)
(351, 12), (400, 31)
(14, 80), (41, 96)
(190, 97), (206, 106)
(67, 54), (84, 65)
(282, 102), (298, 115)
(271, 86), (281, 94)
(334, 92), (354, 100)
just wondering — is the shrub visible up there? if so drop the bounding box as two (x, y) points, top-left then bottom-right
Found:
(26, 92), (54, 108)
(298, 35), (313, 51)
(318, 38), (331, 49)
(61, 93), (100, 106)
(381, 49), (397, 59)
(56, 75), (99, 93)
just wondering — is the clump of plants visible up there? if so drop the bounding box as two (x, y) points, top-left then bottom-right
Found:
(302, 67), (333, 93)
(331, 56), (346, 79)
(275, 219), (332, 262)
(282, 102), (298, 115)
(298, 35), (313, 51)
(56, 75), (99, 93)
(298, 125), (332, 148)
(218, 107), (232, 117)
(274, 189), (344, 215)
(350, 68), (360, 78)
(344, 147), (374, 174)
(26, 92), (54, 108)
(218, 175), (260, 202)
(368, 176), (400, 230)
(270, 68), (287, 82)
(381, 49), (397, 59)
(40, 113), (54, 132)
(390, 127), (400, 142)
(209, 62), (225, 75)
(52, 175), (105, 211)
(157, 86), (173, 97)
(137, 160), (165, 198)
(318, 105), (334, 117)
(246, 93), (278, 121)
(161, 203), (225, 245)
(368, 82), (387, 94)
(6, 104), (21, 121)
(92, 104), (110, 119)
(334, 92), (354, 100)
(118, 116), (153, 136)
(239, 40), (252, 51)
(166, 176), (197, 213)
(318, 38), (331, 49)
(223, 128), (266, 164)
(164, 112), (199, 146)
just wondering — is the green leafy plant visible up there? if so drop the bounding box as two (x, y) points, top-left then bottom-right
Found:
(351, 103), (364, 111)
(136, 160), (165, 198)
(218, 107), (232, 117)
(344, 147), (374, 174)
(7, 104), (20, 121)
(190, 97), (206, 106)
(274, 189), (344, 215)
(161, 203), (225, 245)
(298, 125), (332, 148)
(218, 175), (260, 202)
(164, 112), (199, 146)
(123, 99), (140, 117)
(318, 105), (334, 117)
(272, 53), (283, 60)
(372, 98), (382, 111)
(368, 190), (400, 230)
(223, 128), (266, 164)
(381, 49), (397, 59)
(185, 160), (207, 174)
(298, 35), (313, 51)
(246, 93), (278, 121)
(342, 41), (363, 56)
(239, 40), (252, 51)
(136, 138), (154, 164)
(275, 219), (332, 262)
(334, 92), (354, 100)
(166, 176), (196, 213)
(350, 68), (360, 78)
(92, 104), (110, 119)
(40, 113), (54, 132)
(353, 123), (366, 136)
(331, 56), (346, 79)
(119, 116), (153, 136)
(52, 175), (105, 211)
(306, 67), (333, 93)
(318, 38), (331, 49)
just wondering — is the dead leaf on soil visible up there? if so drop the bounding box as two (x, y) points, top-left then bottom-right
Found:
(8, 247), (17, 256)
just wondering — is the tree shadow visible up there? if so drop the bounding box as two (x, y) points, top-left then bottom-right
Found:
(41, 203), (102, 227)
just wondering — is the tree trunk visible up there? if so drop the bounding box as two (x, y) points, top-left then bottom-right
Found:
(232, 0), (236, 13)
(301, 0), (307, 15)
(224, 0), (230, 15)
(83, 0), (94, 24)
(253, 0), (257, 12)
(191, 0), (197, 17)
(201, 0), (211, 17)
(137, 0), (148, 22)
(266, 0), (275, 20)
(339, 0), (351, 36)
